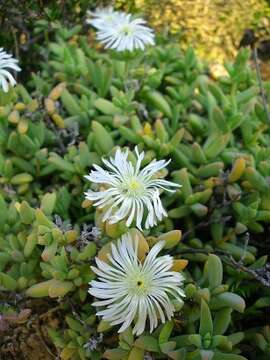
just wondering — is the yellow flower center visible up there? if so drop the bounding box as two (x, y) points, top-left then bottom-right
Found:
(121, 177), (145, 197)
(121, 25), (133, 36)
(134, 277), (149, 295)
(126, 271), (152, 296)
(129, 179), (141, 191)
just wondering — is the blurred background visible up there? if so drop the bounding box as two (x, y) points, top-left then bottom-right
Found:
(2, 0), (270, 77)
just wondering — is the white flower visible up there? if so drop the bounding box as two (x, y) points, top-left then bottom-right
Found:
(89, 233), (185, 335)
(85, 147), (180, 230)
(96, 14), (155, 52)
(0, 48), (21, 93)
(86, 7), (126, 30)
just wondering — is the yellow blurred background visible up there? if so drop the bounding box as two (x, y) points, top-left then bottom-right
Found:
(116, 0), (270, 65)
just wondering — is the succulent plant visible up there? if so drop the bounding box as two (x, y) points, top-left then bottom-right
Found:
(1, 17), (270, 359)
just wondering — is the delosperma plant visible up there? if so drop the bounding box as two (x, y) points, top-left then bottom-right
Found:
(1, 5), (270, 360)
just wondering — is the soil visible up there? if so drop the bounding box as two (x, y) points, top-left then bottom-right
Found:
(0, 294), (59, 360)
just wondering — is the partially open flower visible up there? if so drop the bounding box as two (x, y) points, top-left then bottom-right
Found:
(85, 147), (181, 230)
(89, 233), (185, 335)
(0, 48), (21, 93)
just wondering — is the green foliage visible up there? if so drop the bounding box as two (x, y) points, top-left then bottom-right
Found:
(1, 22), (270, 359)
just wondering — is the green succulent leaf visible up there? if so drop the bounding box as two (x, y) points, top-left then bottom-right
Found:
(199, 299), (213, 337)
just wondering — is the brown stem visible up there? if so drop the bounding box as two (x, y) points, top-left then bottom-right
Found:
(252, 47), (270, 124)
(176, 247), (270, 288)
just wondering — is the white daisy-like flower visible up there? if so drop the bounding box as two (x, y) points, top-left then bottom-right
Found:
(0, 48), (21, 93)
(89, 233), (185, 335)
(96, 13), (155, 52)
(85, 147), (180, 230)
(86, 7), (126, 30)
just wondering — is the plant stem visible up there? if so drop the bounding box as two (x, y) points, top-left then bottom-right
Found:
(252, 47), (270, 124)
